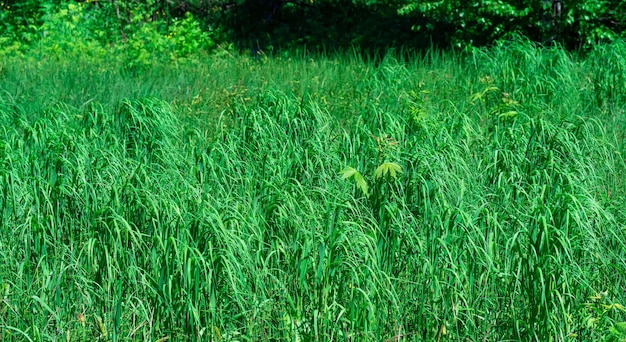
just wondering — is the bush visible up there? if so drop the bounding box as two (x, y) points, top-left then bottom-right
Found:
(0, 0), (223, 65)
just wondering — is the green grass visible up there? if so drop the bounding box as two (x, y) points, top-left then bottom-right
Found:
(1, 41), (625, 341)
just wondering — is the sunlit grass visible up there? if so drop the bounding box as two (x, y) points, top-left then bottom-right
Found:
(0, 40), (625, 341)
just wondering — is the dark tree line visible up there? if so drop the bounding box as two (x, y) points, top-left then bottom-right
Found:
(1, 0), (625, 52)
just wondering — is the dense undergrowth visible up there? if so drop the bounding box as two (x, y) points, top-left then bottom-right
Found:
(1, 41), (626, 341)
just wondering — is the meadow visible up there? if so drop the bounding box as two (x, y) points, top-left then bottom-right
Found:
(1, 41), (625, 341)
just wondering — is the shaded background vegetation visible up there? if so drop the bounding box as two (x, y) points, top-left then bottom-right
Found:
(1, 0), (626, 55)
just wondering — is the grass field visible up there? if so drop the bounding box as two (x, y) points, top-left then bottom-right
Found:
(1, 41), (625, 341)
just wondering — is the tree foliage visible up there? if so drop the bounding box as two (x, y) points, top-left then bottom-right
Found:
(218, 0), (626, 50)
(1, 0), (625, 52)
(390, 0), (626, 48)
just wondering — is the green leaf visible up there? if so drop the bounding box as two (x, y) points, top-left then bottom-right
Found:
(469, 92), (483, 103)
(339, 166), (358, 179)
(612, 322), (626, 335)
(482, 86), (499, 95)
(374, 162), (403, 180)
(340, 166), (369, 197)
(498, 110), (518, 118)
(354, 172), (369, 197)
